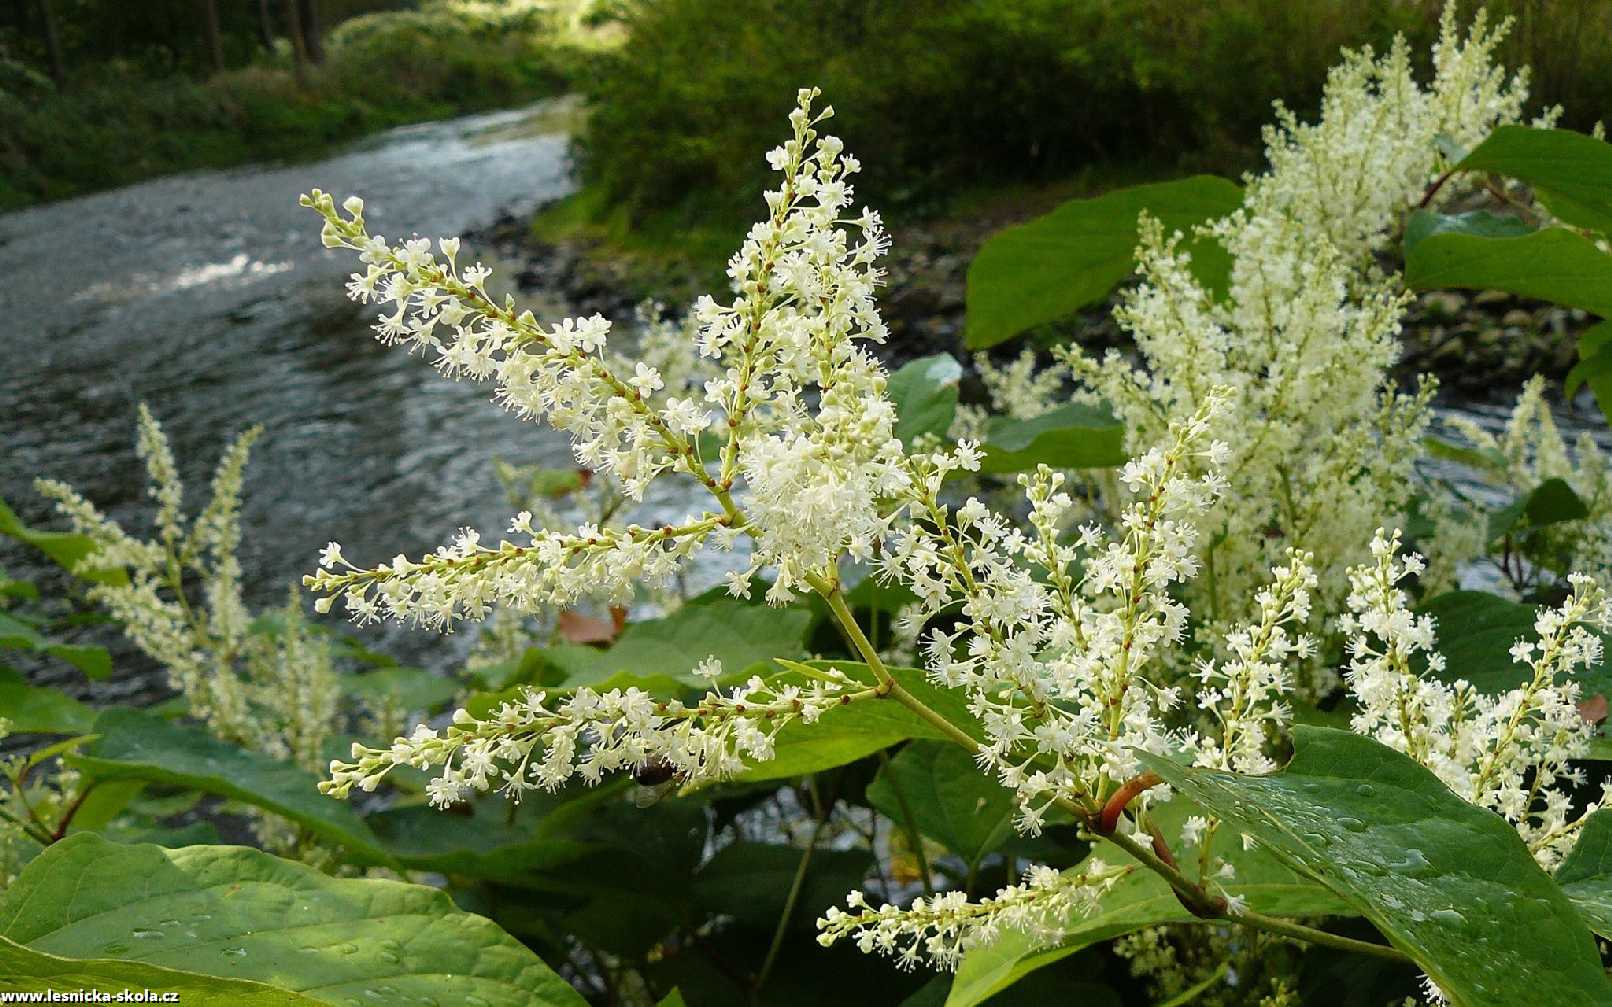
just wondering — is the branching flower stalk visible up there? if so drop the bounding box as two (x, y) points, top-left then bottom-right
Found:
(301, 52), (1594, 978)
(1342, 528), (1612, 868)
(35, 408), (339, 775)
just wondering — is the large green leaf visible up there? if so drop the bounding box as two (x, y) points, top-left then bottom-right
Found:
(356, 785), (624, 878)
(1486, 477), (1591, 543)
(866, 741), (1014, 868)
(1565, 320), (1612, 420)
(543, 597), (812, 688)
(0, 934), (321, 1004)
(1553, 807), (1612, 937)
(341, 665), (459, 716)
(1139, 727), (1608, 1007)
(0, 834), (586, 1006)
(976, 403), (1127, 473)
(732, 663), (983, 783)
(889, 353), (963, 447)
(1403, 208), (1534, 249)
(1404, 224), (1612, 318)
(501, 798), (709, 958)
(0, 667), (95, 734)
(0, 611), (112, 680)
(695, 842), (873, 932)
(0, 494), (125, 586)
(965, 176), (1243, 349)
(946, 798), (1347, 1007)
(68, 710), (390, 863)
(1417, 591), (1612, 698)
(1457, 126), (1612, 235)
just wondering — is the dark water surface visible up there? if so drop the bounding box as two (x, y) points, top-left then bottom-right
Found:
(0, 100), (632, 694)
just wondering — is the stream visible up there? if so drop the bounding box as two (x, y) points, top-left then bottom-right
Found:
(0, 99), (612, 699)
(1, 97), (1603, 705)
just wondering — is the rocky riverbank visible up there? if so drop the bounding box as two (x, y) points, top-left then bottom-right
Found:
(470, 204), (1593, 404)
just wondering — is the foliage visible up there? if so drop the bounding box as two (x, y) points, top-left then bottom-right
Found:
(11, 6), (1612, 1006)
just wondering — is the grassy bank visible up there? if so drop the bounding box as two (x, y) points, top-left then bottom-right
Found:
(536, 0), (1612, 282)
(0, 1), (616, 211)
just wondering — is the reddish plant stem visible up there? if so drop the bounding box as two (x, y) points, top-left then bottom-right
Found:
(1097, 771), (1162, 835)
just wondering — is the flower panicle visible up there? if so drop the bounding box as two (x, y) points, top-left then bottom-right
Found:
(815, 862), (1131, 970)
(321, 664), (876, 804)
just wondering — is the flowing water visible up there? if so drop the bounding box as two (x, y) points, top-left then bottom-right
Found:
(0, 99), (628, 698)
(0, 97), (1603, 703)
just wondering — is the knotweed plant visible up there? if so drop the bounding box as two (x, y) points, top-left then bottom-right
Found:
(300, 63), (1612, 991)
(35, 408), (341, 775)
(1343, 528), (1611, 869)
(1020, 10), (1540, 689)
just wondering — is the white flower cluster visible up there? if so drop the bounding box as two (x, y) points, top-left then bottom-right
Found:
(1341, 528), (1612, 867)
(303, 87), (905, 621)
(35, 407), (339, 772)
(1193, 550), (1318, 774)
(308, 512), (728, 629)
(1063, 9), (1531, 663)
(323, 664), (875, 804)
(1427, 375), (1612, 595)
(816, 861), (1129, 970)
(881, 393), (1295, 828)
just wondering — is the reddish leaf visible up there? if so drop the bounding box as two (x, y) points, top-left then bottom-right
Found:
(1579, 694), (1608, 724)
(557, 610), (619, 645)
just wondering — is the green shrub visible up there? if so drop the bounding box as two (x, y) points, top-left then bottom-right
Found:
(570, 0), (1609, 243)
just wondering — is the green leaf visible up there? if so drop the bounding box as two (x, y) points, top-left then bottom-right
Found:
(0, 611), (112, 679)
(341, 666), (459, 716)
(0, 668), (95, 734)
(1405, 224), (1612, 318)
(947, 798), (1346, 1007)
(977, 403), (1127, 473)
(68, 710), (391, 863)
(1139, 727), (1608, 1007)
(732, 663), (983, 783)
(1566, 320), (1612, 420)
(0, 494), (125, 586)
(1422, 435), (1506, 473)
(0, 934), (322, 1004)
(357, 786), (623, 878)
(543, 597), (812, 688)
(888, 353), (963, 446)
(695, 842), (873, 931)
(1418, 591), (1612, 699)
(1486, 477), (1591, 543)
(1457, 126), (1612, 235)
(656, 992), (688, 1007)
(1403, 209), (1534, 251)
(507, 798), (709, 957)
(1553, 807), (1612, 937)
(866, 741), (1014, 867)
(965, 176), (1243, 349)
(0, 834), (587, 1006)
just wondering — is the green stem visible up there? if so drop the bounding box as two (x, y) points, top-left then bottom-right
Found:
(877, 749), (934, 897)
(755, 801), (830, 1000)
(1234, 908), (1410, 963)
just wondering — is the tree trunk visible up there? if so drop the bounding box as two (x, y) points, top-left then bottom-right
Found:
(37, 0), (66, 86)
(201, 0), (226, 75)
(297, 0), (324, 65)
(257, 0), (275, 51)
(283, 0), (309, 87)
